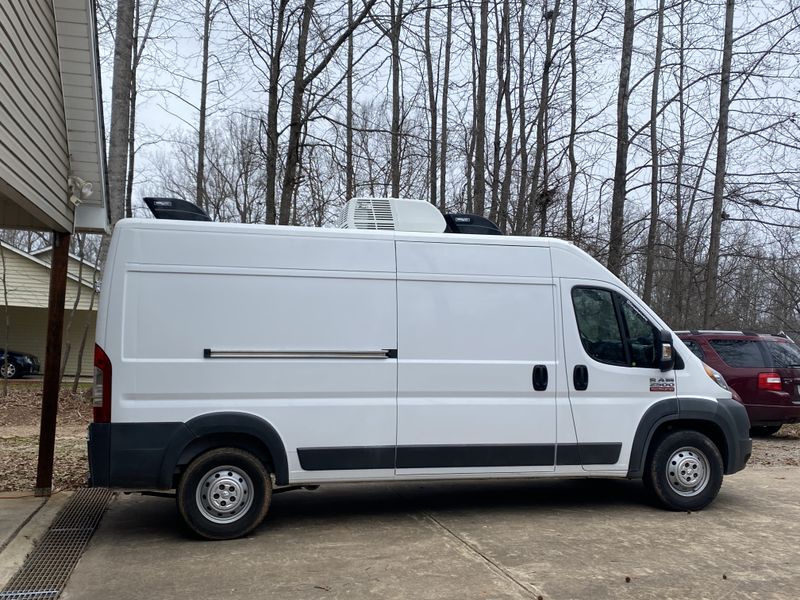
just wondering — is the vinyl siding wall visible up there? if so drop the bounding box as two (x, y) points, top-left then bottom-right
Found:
(0, 0), (72, 231)
(0, 244), (97, 376)
(3, 306), (95, 376)
(0, 246), (96, 311)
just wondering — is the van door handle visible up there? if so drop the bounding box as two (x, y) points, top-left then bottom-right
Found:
(532, 364), (548, 391)
(573, 365), (589, 391)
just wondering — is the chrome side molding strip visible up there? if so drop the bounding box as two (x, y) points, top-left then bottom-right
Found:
(203, 349), (397, 359)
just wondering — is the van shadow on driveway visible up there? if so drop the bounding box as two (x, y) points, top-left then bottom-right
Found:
(62, 469), (799, 600)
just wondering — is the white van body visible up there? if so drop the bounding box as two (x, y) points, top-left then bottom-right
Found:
(88, 218), (751, 538)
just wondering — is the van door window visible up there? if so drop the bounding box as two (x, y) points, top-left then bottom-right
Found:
(620, 299), (658, 368)
(571, 288), (627, 366)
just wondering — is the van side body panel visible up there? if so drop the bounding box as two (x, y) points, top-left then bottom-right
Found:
(395, 240), (559, 475)
(97, 221), (400, 486)
(89, 221), (750, 492)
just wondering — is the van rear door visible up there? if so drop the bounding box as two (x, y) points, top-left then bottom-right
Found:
(560, 280), (678, 471)
(395, 240), (557, 475)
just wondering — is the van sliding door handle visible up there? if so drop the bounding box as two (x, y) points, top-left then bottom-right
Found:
(573, 365), (589, 391)
(532, 365), (548, 391)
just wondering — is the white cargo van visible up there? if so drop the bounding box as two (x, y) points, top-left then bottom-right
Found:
(89, 200), (751, 540)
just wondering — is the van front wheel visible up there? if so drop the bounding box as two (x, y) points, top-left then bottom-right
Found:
(177, 448), (272, 540)
(644, 430), (723, 511)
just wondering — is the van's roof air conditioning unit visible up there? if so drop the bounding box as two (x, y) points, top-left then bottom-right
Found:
(337, 197), (446, 233)
(444, 213), (503, 235)
(144, 197), (211, 221)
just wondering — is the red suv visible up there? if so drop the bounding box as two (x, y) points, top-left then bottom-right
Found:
(677, 331), (800, 435)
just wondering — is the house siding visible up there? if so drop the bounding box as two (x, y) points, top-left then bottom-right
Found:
(0, 0), (73, 231)
(0, 245), (96, 311)
(3, 306), (95, 376)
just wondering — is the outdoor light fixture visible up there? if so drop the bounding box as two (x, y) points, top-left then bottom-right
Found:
(68, 175), (94, 205)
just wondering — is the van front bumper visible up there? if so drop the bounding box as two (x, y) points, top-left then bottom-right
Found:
(87, 422), (192, 489)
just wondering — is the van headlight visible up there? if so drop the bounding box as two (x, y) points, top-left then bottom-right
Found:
(704, 363), (729, 391)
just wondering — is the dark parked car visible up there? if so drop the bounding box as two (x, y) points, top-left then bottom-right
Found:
(0, 349), (40, 379)
(677, 331), (800, 436)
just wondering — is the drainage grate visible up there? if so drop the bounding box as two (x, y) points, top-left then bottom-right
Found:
(0, 488), (113, 600)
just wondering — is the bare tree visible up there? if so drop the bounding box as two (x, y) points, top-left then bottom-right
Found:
(278, 0), (379, 223)
(107, 0), (137, 227)
(473, 0), (489, 215)
(564, 0), (578, 241)
(607, 0), (635, 276)
(642, 0), (665, 304)
(196, 0), (219, 213)
(438, 0), (452, 212)
(703, 0), (735, 327)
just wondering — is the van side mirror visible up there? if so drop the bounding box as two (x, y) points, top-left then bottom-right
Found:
(656, 329), (675, 372)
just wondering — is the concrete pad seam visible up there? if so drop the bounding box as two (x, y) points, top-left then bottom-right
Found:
(419, 511), (545, 600)
(0, 499), (45, 555)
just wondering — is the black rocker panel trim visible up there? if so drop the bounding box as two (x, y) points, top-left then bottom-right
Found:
(397, 444), (555, 469)
(298, 446), (395, 470)
(297, 443), (623, 471)
(555, 443), (622, 466)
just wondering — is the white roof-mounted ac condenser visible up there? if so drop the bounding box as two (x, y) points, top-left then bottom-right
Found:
(336, 197), (446, 233)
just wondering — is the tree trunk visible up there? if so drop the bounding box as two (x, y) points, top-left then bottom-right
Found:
(498, 0), (514, 232)
(424, 0), (437, 206)
(489, 3), (506, 224)
(60, 235), (85, 379)
(524, 0), (560, 236)
(389, 0), (404, 198)
(515, 0), (527, 234)
(642, 0), (665, 305)
(346, 0), (355, 200)
(196, 0), (213, 213)
(125, 74), (137, 218)
(564, 0), (578, 241)
(668, 0), (687, 325)
(438, 0), (452, 212)
(278, 0), (377, 220)
(703, 0), (735, 327)
(606, 0), (635, 276)
(265, 0), (288, 224)
(278, 0), (315, 224)
(73, 251), (101, 392)
(473, 0), (489, 216)
(107, 0), (136, 228)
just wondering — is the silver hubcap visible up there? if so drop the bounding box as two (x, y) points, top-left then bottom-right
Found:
(196, 466), (254, 524)
(666, 446), (710, 497)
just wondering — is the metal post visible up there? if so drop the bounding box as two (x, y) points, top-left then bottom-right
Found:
(35, 230), (71, 496)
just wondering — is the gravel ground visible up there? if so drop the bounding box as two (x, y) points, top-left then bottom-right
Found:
(0, 384), (798, 492)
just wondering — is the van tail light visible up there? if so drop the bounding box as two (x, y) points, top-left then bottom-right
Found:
(93, 344), (112, 423)
(758, 372), (783, 392)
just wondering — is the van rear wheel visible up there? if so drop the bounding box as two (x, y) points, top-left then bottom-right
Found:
(644, 430), (723, 511)
(177, 447), (272, 540)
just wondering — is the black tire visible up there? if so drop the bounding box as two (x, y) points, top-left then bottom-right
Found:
(643, 430), (724, 511)
(177, 447), (272, 540)
(749, 425), (782, 437)
(0, 362), (18, 379)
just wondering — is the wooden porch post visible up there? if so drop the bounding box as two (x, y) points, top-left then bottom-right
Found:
(35, 230), (71, 496)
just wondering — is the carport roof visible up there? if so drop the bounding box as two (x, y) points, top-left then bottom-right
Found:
(0, 0), (108, 233)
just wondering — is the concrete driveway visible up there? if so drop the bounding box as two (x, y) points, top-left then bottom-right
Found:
(62, 467), (799, 600)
